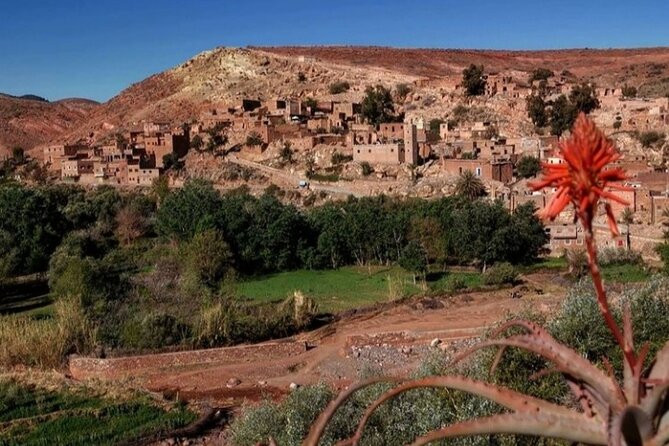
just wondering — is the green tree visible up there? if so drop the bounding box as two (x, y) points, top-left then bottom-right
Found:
(428, 119), (444, 141)
(454, 170), (487, 200)
(462, 64), (486, 96)
(361, 85), (395, 126)
(526, 95), (548, 127)
(622, 84), (637, 98)
(184, 229), (234, 288)
(399, 241), (427, 284)
(190, 135), (203, 150)
(529, 68), (554, 83)
(515, 155), (541, 179)
(569, 82), (600, 114)
(297, 72), (307, 83)
(156, 179), (222, 240)
(162, 153), (183, 170)
(549, 94), (578, 137)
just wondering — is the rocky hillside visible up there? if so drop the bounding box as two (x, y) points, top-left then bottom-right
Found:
(0, 94), (99, 157)
(17, 46), (669, 149)
(63, 47), (417, 143)
(261, 46), (669, 87)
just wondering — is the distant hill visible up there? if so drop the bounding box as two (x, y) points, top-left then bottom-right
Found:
(0, 94), (99, 157)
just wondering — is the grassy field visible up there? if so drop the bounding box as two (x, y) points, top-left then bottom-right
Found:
(237, 266), (483, 312)
(0, 378), (196, 446)
(602, 263), (651, 282)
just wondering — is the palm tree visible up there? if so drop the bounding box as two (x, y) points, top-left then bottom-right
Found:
(620, 207), (634, 250)
(454, 170), (487, 200)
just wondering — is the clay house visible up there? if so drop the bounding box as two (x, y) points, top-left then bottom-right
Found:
(353, 143), (404, 165)
(378, 123), (405, 141)
(442, 158), (514, 184)
(44, 144), (88, 171)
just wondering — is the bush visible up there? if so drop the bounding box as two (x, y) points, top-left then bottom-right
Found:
(329, 81), (350, 94)
(515, 155), (541, 179)
(613, 120), (622, 130)
(121, 313), (190, 350)
(331, 152), (352, 165)
(637, 130), (665, 148)
(622, 84), (637, 98)
(445, 276), (467, 292)
(297, 72), (307, 83)
(529, 68), (554, 83)
(482, 262), (517, 285)
(598, 247), (643, 266)
(228, 278), (669, 445)
(395, 83), (412, 100)
(360, 162), (373, 176)
(565, 248), (588, 278)
(245, 132), (263, 147)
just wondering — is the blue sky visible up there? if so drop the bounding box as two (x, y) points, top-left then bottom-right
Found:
(1, 0), (668, 102)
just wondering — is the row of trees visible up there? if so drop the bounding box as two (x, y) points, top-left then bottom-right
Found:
(0, 181), (550, 281)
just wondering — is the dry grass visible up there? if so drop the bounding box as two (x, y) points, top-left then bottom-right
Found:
(0, 296), (96, 369)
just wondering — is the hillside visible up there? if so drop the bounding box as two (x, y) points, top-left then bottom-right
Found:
(62, 47), (417, 143)
(0, 94), (99, 157)
(260, 46), (669, 85)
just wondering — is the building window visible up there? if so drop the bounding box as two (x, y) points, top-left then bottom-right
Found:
(475, 167), (482, 176)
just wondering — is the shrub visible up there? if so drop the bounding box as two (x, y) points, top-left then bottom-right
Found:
(622, 84), (637, 98)
(613, 120), (622, 130)
(481, 262), (517, 285)
(329, 81), (350, 94)
(445, 276), (467, 292)
(331, 152), (352, 165)
(637, 130), (665, 148)
(529, 68), (554, 83)
(232, 278), (669, 446)
(395, 83), (412, 100)
(598, 247), (643, 266)
(245, 132), (263, 147)
(297, 72), (307, 83)
(121, 313), (190, 350)
(565, 248), (588, 278)
(360, 162), (373, 176)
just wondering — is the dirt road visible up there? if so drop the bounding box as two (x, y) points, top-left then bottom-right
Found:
(69, 273), (567, 406)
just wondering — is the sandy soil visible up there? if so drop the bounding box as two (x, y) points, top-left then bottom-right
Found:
(69, 272), (569, 408)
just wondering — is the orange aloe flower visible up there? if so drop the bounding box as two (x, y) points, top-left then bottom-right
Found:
(529, 112), (629, 235)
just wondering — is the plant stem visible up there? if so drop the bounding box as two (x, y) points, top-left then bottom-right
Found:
(584, 225), (636, 368)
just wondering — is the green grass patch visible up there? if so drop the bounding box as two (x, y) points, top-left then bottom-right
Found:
(520, 257), (568, 273)
(602, 263), (651, 283)
(0, 379), (196, 446)
(238, 267), (483, 313)
(426, 271), (483, 292)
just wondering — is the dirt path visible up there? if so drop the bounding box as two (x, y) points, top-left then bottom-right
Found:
(69, 272), (567, 406)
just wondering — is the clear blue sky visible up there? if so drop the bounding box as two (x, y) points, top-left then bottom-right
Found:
(1, 0), (668, 102)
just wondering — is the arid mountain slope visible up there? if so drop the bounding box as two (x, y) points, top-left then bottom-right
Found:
(0, 94), (99, 156)
(36, 46), (669, 147)
(64, 47), (417, 143)
(260, 46), (669, 83)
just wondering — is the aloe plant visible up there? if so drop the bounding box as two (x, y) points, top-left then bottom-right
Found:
(298, 114), (669, 446)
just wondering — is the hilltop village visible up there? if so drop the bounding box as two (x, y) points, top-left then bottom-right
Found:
(38, 58), (669, 258)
